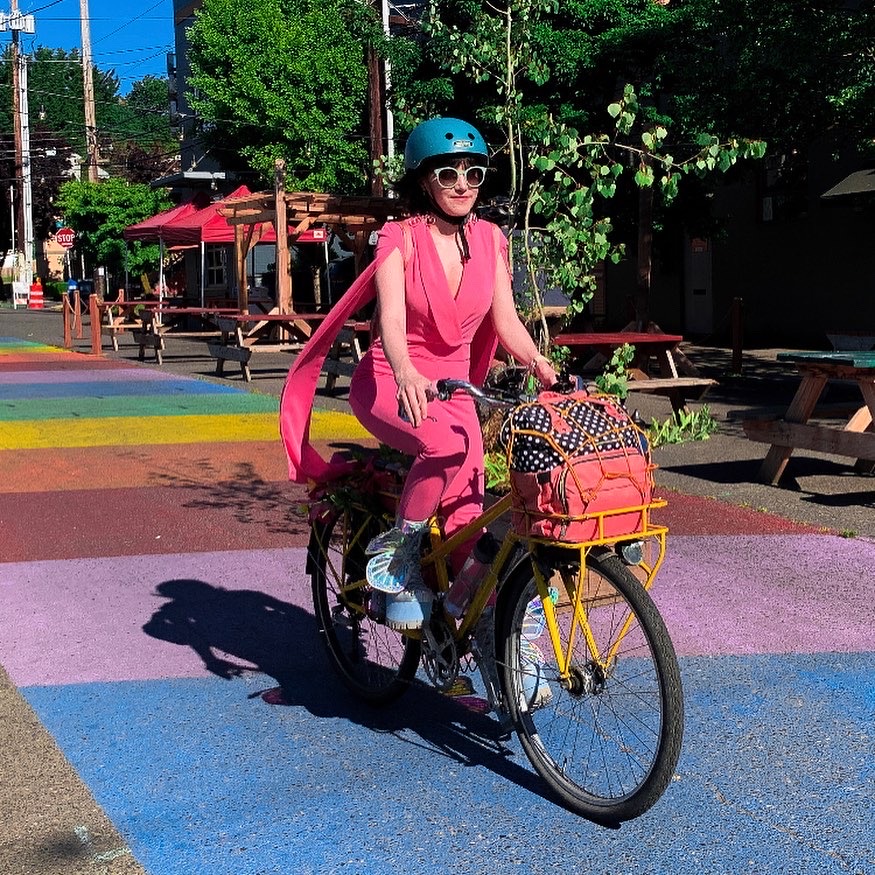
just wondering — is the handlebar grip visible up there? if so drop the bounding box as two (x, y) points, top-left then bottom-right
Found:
(435, 378), (460, 402)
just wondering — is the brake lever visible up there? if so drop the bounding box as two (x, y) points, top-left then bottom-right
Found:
(547, 373), (586, 394)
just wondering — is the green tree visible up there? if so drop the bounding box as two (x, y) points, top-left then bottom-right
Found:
(54, 178), (171, 281)
(388, 0), (873, 328)
(411, 0), (764, 335)
(652, 0), (875, 155)
(108, 76), (179, 184)
(114, 76), (176, 150)
(0, 46), (130, 155)
(186, 0), (384, 192)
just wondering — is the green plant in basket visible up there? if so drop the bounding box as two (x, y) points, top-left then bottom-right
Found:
(593, 343), (635, 399)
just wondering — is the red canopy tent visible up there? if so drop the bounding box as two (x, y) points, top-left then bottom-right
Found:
(154, 185), (275, 246)
(123, 191), (213, 303)
(123, 186), (276, 306)
(123, 185), (328, 307)
(123, 191), (211, 242)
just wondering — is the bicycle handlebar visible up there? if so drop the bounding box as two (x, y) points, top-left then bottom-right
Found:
(434, 378), (514, 406)
(435, 374), (587, 407)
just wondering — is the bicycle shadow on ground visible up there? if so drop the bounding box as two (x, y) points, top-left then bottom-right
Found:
(142, 577), (559, 812)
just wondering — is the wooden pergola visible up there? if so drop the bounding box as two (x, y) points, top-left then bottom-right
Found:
(219, 162), (402, 313)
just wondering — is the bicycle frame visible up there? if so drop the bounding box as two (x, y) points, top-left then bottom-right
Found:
(359, 482), (668, 685)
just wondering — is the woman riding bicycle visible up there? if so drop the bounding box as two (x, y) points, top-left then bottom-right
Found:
(289, 122), (684, 822)
(280, 117), (556, 623)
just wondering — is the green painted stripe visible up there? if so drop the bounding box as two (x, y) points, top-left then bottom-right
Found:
(0, 408), (370, 449)
(0, 393), (279, 421)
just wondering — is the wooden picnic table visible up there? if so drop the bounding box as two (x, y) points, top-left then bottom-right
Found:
(552, 330), (714, 414)
(83, 296), (160, 355)
(135, 306), (242, 364)
(206, 311), (370, 384)
(743, 350), (875, 485)
(207, 312), (329, 381)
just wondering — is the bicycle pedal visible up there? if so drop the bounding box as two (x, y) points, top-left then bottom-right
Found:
(494, 710), (514, 739)
(331, 604), (355, 628)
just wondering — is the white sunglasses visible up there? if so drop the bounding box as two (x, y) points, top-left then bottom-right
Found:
(432, 166), (488, 189)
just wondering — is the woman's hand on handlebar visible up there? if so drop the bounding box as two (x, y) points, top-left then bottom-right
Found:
(396, 371), (437, 427)
(531, 354), (558, 388)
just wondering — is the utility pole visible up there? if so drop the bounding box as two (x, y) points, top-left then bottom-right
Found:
(19, 46), (33, 283)
(2, 0), (35, 284)
(10, 0), (22, 260)
(80, 0), (99, 182)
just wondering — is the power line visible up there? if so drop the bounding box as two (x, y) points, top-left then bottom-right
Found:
(91, 0), (166, 46)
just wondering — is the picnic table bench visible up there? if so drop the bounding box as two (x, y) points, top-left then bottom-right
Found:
(553, 331), (715, 414)
(324, 321), (370, 392)
(743, 350), (875, 484)
(82, 295), (159, 355)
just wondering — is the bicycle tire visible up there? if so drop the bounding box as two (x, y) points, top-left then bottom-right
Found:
(309, 508), (420, 704)
(498, 550), (684, 823)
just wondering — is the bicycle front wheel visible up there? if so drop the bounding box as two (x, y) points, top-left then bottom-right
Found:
(499, 550), (683, 823)
(309, 508), (420, 704)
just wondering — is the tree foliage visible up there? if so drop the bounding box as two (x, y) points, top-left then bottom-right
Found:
(186, 0), (383, 192)
(114, 76), (177, 151)
(0, 47), (178, 249)
(0, 46), (168, 158)
(394, 0), (874, 155)
(408, 0), (765, 333)
(383, 0), (875, 331)
(652, 0), (875, 156)
(54, 179), (171, 279)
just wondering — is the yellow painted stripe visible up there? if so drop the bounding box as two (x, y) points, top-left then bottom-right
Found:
(0, 408), (371, 450)
(0, 344), (66, 354)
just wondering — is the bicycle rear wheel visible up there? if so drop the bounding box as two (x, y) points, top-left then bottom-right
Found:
(309, 508), (420, 703)
(499, 550), (683, 823)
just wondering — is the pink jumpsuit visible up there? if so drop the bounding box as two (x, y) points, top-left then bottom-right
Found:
(349, 216), (505, 539)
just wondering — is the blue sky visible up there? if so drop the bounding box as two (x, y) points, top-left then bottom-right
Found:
(7, 0), (174, 94)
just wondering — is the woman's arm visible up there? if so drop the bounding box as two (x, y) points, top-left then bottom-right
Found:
(375, 247), (434, 426)
(489, 235), (558, 387)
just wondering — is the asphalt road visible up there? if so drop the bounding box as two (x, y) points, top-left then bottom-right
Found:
(0, 305), (872, 875)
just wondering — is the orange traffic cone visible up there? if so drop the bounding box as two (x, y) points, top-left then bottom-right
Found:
(28, 278), (44, 310)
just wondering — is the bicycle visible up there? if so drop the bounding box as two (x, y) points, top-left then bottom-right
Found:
(306, 377), (684, 824)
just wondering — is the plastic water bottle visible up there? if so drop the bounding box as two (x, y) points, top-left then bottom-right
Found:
(445, 532), (500, 618)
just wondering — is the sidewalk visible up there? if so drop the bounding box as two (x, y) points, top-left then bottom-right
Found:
(6, 305), (873, 537)
(1, 304), (872, 875)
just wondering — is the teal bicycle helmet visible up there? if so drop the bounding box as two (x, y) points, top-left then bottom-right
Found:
(404, 118), (489, 171)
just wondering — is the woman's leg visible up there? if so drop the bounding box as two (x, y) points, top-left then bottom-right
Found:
(436, 398), (485, 572)
(350, 355), (474, 525)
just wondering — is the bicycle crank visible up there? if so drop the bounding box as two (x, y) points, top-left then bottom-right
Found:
(421, 614), (459, 691)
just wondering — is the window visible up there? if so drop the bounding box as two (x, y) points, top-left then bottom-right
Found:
(205, 245), (226, 288)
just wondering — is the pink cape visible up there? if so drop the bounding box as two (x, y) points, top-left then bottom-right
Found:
(279, 239), (499, 484)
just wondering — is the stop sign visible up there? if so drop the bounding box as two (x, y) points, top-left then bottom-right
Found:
(56, 227), (75, 249)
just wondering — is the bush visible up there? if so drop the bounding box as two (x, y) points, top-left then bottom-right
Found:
(647, 406), (719, 447)
(45, 281), (68, 301)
